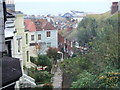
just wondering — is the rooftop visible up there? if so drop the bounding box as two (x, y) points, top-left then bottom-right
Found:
(32, 19), (56, 31)
(2, 56), (22, 87)
(24, 19), (36, 32)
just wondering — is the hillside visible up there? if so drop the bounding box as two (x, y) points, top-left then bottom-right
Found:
(60, 10), (119, 88)
(58, 11), (119, 42)
(86, 11), (110, 20)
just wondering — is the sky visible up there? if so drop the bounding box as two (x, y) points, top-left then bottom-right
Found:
(14, 0), (119, 15)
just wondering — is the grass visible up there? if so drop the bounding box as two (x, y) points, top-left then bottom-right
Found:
(110, 12), (119, 19)
(87, 11), (110, 20)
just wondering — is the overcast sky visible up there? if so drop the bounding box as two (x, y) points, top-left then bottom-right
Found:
(14, 0), (119, 15)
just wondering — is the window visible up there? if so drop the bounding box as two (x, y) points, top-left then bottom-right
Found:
(26, 33), (28, 44)
(18, 40), (20, 52)
(27, 51), (29, 62)
(38, 34), (41, 40)
(47, 42), (51, 48)
(31, 35), (34, 41)
(47, 31), (51, 37)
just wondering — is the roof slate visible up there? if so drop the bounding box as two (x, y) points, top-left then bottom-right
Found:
(2, 56), (22, 86)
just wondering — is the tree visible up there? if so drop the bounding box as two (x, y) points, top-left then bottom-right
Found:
(46, 47), (59, 64)
(60, 57), (92, 88)
(28, 70), (52, 84)
(77, 17), (97, 46)
(60, 13), (120, 88)
(71, 71), (96, 88)
(37, 55), (52, 72)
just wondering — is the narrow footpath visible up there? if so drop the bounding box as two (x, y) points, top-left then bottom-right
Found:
(52, 64), (62, 89)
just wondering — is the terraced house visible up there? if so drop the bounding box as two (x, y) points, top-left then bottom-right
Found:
(24, 19), (58, 57)
(3, 0), (36, 88)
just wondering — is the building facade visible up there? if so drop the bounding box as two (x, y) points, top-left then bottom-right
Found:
(24, 19), (58, 56)
(5, 0), (15, 11)
(15, 14), (31, 68)
(24, 19), (37, 58)
(36, 29), (58, 54)
(34, 19), (58, 55)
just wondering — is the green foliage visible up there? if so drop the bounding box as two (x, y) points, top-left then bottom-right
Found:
(77, 17), (97, 46)
(87, 11), (110, 20)
(60, 57), (91, 82)
(97, 68), (120, 88)
(28, 69), (52, 84)
(37, 55), (52, 72)
(60, 13), (120, 88)
(71, 71), (96, 88)
(30, 56), (38, 65)
(47, 47), (60, 64)
(30, 55), (52, 72)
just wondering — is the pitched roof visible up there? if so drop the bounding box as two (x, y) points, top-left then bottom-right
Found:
(43, 22), (56, 30)
(24, 19), (36, 32)
(2, 56), (22, 86)
(32, 19), (56, 31)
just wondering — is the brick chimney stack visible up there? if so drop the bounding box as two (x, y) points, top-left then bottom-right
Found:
(111, 2), (118, 14)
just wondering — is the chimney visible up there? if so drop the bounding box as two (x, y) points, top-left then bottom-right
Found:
(111, 2), (118, 14)
(0, 0), (6, 57)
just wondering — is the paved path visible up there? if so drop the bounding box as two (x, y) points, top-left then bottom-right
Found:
(52, 65), (62, 89)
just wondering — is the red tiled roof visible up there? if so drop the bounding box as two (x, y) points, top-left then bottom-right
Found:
(24, 19), (36, 32)
(32, 19), (56, 31)
(43, 22), (56, 30)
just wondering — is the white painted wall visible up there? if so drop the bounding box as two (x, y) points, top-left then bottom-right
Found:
(29, 32), (36, 44)
(15, 14), (31, 68)
(29, 32), (37, 57)
(73, 17), (83, 23)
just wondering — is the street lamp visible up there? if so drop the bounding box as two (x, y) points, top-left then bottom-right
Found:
(57, 51), (63, 61)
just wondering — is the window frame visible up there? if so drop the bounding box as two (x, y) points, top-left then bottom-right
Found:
(18, 40), (20, 52)
(26, 33), (28, 44)
(38, 34), (41, 40)
(46, 31), (51, 37)
(27, 51), (29, 62)
(47, 42), (51, 48)
(31, 35), (34, 41)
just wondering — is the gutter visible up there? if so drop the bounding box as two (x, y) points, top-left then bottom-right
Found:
(0, 82), (16, 89)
